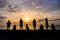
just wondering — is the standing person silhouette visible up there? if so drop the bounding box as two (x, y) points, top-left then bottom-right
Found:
(7, 20), (11, 30)
(45, 18), (49, 30)
(19, 18), (23, 30)
(33, 19), (36, 30)
(13, 25), (16, 30)
(26, 24), (29, 30)
(51, 24), (56, 30)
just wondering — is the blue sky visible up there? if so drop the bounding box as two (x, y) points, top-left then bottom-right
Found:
(0, 0), (60, 22)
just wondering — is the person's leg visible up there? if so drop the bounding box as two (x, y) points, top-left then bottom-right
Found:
(20, 26), (22, 30)
(9, 26), (10, 30)
(46, 25), (48, 30)
(35, 26), (36, 30)
(20, 26), (21, 30)
(33, 25), (35, 30)
(22, 26), (23, 30)
(8, 27), (9, 30)
(34, 27), (35, 30)
(7, 26), (8, 30)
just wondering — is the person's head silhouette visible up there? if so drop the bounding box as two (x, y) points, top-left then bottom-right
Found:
(14, 25), (16, 27)
(26, 24), (28, 26)
(45, 18), (48, 20)
(20, 18), (22, 20)
(40, 24), (43, 27)
(33, 19), (36, 22)
(8, 20), (10, 22)
(34, 19), (35, 21)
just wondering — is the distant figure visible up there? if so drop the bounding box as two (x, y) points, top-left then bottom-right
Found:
(19, 18), (23, 30)
(39, 24), (44, 30)
(45, 18), (49, 30)
(13, 25), (16, 30)
(7, 20), (11, 30)
(26, 24), (29, 30)
(51, 24), (56, 30)
(33, 19), (36, 30)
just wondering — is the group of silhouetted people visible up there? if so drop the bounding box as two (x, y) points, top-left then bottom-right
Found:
(7, 18), (56, 30)
(38, 18), (56, 30)
(45, 18), (56, 30)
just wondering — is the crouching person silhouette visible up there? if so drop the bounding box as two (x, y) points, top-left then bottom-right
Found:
(26, 24), (29, 30)
(7, 20), (11, 30)
(13, 25), (16, 30)
(39, 24), (44, 30)
(51, 24), (56, 30)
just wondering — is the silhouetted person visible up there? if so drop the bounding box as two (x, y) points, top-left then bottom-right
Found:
(51, 24), (56, 30)
(13, 25), (16, 30)
(33, 19), (36, 30)
(19, 18), (23, 30)
(39, 24), (44, 30)
(7, 20), (11, 30)
(26, 24), (29, 30)
(45, 18), (49, 30)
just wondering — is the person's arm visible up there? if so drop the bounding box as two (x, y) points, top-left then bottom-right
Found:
(10, 22), (11, 24)
(22, 21), (23, 23)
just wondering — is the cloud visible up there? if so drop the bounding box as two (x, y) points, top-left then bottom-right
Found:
(0, 16), (7, 19)
(0, 0), (10, 11)
(8, 4), (20, 12)
(0, 0), (59, 12)
(49, 18), (60, 21)
(38, 18), (60, 22)
(39, 0), (60, 11)
(0, 16), (7, 23)
(0, 0), (7, 8)
(31, 0), (60, 12)
(55, 25), (60, 28)
(0, 0), (21, 12)
(0, 0), (60, 21)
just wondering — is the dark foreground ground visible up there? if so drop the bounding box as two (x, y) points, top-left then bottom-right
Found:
(0, 30), (60, 40)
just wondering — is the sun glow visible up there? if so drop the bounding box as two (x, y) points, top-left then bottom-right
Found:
(25, 18), (30, 22)
(25, 18), (30, 21)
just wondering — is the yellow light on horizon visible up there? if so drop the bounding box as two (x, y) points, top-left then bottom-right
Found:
(25, 18), (30, 21)
(24, 17), (30, 22)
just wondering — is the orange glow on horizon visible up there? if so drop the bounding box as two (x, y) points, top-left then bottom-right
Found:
(3, 9), (53, 22)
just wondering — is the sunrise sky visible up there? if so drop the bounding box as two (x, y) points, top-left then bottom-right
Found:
(0, 0), (60, 22)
